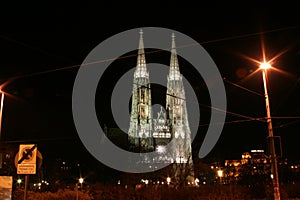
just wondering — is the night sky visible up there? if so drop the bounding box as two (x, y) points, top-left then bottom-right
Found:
(0, 2), (299, 168)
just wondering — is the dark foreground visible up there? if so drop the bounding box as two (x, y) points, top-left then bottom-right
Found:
(12, 183), (300, 200)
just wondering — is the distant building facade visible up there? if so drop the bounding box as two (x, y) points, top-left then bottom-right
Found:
(223, 150), (270, 183)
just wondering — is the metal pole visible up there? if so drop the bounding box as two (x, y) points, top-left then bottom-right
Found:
(261, 69), (280, 200)
(76, 183), (79, 200)
(0, 92), (4, 139)
(24, 175), (28, 200)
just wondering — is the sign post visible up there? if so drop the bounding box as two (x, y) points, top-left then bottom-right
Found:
(23, 175), (29, 200)
(14, 144), (42, 200)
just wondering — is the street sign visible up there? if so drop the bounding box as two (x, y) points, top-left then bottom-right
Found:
(16, 144), (37, 174)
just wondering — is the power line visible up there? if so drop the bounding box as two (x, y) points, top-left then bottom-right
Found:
(0, 136), (77, 144)
(199, 24), (300, 45)
(274, 119), (300, 129)
(133, 82), (266, 123)
(0, 33), (75, 64)
(1, 24), (299, 83)
(199, 118), (264, 127)
(127, 83), (300, 123)
(0, 25), (298, 128)
(223, 77), (263, 97)
(271, 116), (300, 119)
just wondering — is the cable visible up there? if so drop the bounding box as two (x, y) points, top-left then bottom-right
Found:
(0, 25), (298, 128)
(223, 78), (263, 97)
(0, 33), (75, 64)
(1, 24), (300, 83)
(132, 82), (266, 122)
(0, 136), (77, 144)
(199, 25), (300, 45)
(274, 119), (300, 129)
(199, 118), (265, 127)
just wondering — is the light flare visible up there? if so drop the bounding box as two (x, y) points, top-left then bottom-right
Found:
(237, 43), (293, 82)
(260, 62), (271, 70)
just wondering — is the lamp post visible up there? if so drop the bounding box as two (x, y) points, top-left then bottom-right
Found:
(79, 178), (84, 191)
(260, 62), (280, 200)
(217, 169), (223, 184)
(0, 90), (4, 139)
(76, 178), (84, 200)
(166, 177), (171, 185)
(17, 178), (22, 188)
(76, 183), (79, 200)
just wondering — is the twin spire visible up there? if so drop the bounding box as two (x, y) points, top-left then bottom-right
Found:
(136, 30), (180, 73)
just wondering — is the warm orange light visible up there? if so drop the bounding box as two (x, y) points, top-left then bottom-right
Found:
(166, 177), (171, 184)
(260, 62), (271, 70)
(217, 169), (223, 177)
(79, 178), (84, 184)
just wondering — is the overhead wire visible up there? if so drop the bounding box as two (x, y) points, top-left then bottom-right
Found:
(223, 78), (263, 97)
(1, 24), (300, 82)
(0, 25), (299, 127)
(0, 33), (75, 64)
(133, 83), (267, 123)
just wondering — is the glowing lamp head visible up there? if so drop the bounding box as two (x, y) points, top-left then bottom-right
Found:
(217, 169), (223, 177)
(166, 177), (171, 184)
(79, 178), (84, 184)
(260, 62), (271, 70)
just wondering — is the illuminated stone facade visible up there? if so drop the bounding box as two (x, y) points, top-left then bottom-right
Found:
(128, 31), (193, 178)
(128, 30), (153, 153)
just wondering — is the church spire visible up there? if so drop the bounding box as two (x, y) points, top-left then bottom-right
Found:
(134, 29), (148, 78)
(137, 29), (146, 68)
(168, 33), (181, 80)
(170, 33), (179, 71)
(129, 29), (153, 152)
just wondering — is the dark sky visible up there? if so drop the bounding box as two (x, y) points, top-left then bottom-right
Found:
(0, 2), (299, 165)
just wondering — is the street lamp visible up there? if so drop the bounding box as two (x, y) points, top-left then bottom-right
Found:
(17, 178), (22, 188)
(79, 178), (84, 190)
(166, 177), (171, 185)
(194, 178), (199, 186)
(259, 62), (281, 200)
(217, 169), (223, 184)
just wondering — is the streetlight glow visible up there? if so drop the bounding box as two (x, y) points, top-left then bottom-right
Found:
(79, 177), (84, 191)
(17, 178), (22, 188)
(166, 177), (171, 184)
(217, 169), (223, 184)
(79, 178), (84, 184)
(260, 62), (271, 70)
(217, 169), (223, 177)
(195, 178), (199, 186)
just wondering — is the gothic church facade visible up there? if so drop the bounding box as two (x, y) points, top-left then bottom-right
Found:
(127, 30), (194, 176)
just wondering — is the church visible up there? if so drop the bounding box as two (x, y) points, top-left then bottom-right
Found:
(127, 30), (194, 181)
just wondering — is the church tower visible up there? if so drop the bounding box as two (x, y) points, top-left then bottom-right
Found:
(166, 33), (194, 180)
(128, 30), (153, 153)
(127, 31), (194, 181)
